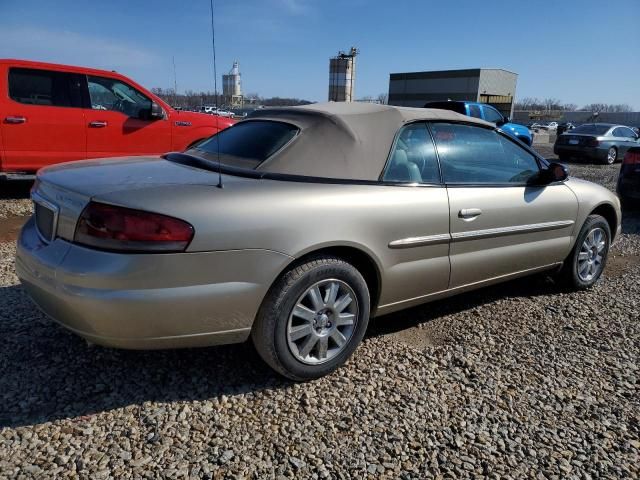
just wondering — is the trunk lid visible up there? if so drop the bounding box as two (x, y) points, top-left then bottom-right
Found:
(38, 156), (224, 196)
(33, 156), (238, 243)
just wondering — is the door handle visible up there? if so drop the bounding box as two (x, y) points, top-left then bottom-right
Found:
(5, 116), (26, 124)
(459, 208), (482, 219)
(89, 121), (108, 128)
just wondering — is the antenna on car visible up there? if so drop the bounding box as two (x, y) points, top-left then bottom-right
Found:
(209, 0), (223, 188)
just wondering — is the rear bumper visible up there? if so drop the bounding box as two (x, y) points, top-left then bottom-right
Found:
(16, 217), (292, 349)
(554, 145), (608, 161)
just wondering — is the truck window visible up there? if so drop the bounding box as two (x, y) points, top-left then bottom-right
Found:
(87, 75), (153, 119)
(9, 68), (81, 108)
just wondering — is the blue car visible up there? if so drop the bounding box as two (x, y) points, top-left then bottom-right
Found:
(424, 101), (533, 146)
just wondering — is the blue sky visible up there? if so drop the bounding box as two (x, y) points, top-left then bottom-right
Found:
(0, 0), (638, 108)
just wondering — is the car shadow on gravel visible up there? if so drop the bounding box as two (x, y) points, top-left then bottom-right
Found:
(0, 180), (32, 200)
(367, 273), (560, 344)
(0, 285), (289, 429)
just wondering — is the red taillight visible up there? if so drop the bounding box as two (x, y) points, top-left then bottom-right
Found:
(623, 151), (640, 165)
(586, 138), (600, 147)
(74, 202), (194, 252)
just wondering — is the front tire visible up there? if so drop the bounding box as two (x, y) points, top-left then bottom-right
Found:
(557, 214), (611, 289)
(252, 256), (370, 381)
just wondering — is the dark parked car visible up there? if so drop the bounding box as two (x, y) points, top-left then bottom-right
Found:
(617, 146), (640, 204)
(554, 123), (639, 164)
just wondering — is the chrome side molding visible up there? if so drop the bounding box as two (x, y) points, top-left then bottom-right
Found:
(451, 220), (575, 241)
(389, 220), (575, 248)
(388, 233), (451, 249)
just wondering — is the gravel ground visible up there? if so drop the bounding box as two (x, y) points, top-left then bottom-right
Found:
(1, 148), (639, 479)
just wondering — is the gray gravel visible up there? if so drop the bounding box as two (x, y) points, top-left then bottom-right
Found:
(1, 149), (639, 479)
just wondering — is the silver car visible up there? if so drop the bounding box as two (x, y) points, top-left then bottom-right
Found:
(16, 103), (621, 380)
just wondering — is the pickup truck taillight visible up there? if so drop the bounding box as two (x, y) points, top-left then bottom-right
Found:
(74, 202), (194, 253)
(623, 151), (640, 165)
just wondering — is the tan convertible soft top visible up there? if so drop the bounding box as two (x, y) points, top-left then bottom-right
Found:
(248, 102), (493, 181)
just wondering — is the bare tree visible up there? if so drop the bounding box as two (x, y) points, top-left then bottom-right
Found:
(151, 87), (312, 109)
(581, 103), (633, 113)
(377, 93), (388, 105)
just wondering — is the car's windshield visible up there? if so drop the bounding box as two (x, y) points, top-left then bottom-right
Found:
(570, 124), (611, 135)
(194, 120), (299, 169)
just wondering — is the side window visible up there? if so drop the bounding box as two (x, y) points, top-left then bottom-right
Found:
(612, 127), (625, 137)
(8, 68), (80, 107)
(431, 123), (539, 184)
(382, 123), (440, 184)
(468, 104), (482, 118)
(87, 75), (152, 119)
(620, 127), (636, 139)
(482, 105), (504, 124)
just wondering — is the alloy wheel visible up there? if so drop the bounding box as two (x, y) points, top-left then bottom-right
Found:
(577, 227), (607, 282)
(286, 279), (358, 365)
(607, 147), (617, 164)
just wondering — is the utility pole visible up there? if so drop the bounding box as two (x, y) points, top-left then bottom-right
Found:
(172, 56), (178, 107)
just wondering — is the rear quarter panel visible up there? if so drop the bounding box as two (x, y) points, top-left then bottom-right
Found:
(93, 179), (453, 309)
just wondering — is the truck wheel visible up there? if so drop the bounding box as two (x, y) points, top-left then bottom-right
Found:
(252, 256), (370, 381)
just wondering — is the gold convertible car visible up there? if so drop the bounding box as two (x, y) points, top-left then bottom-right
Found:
(17, 103), (621, 380)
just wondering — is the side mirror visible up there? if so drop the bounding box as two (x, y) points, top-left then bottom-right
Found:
(149, 102), (164, 120)
(496, 116), (509, 126)
(537, 162), (568, 184)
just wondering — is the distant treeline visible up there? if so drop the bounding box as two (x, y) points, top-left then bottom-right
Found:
(514, 97), (633, 113)
(150, 87), (312, 108)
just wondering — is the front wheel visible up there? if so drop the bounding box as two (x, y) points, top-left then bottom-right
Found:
(252, 256), (370, 380)
(557, 214), (611, 289)
(604, 147), (617, 165)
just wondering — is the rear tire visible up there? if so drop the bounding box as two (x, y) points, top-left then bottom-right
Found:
(556, 214), (611, 289)
(252, 256), (370, 381)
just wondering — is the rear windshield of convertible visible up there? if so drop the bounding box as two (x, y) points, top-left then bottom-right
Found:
(195, 120), (299, 169)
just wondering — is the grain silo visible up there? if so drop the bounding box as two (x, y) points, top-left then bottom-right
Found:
(222, 61), (243, 107)
(328, 47), (358, 102)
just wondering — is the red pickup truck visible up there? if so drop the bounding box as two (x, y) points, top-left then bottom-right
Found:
(0, 59), (234, 178)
